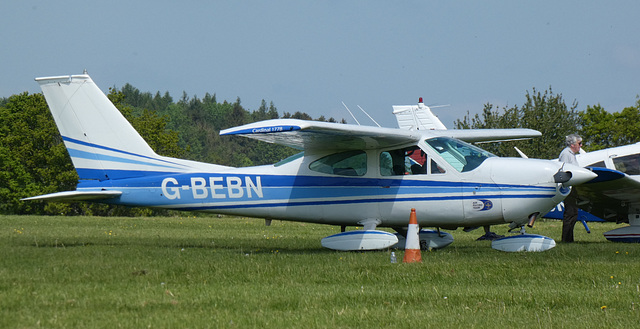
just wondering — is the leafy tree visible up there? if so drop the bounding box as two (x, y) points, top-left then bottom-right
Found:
(282, 111), (313, 120)
(455, 87), (580, 159)
(581, 98), (640, 150)
(0, 93), (77, 215)
(580, 104), (615, 150)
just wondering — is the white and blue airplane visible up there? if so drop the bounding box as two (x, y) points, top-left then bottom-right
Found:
(23, 73), (598, 251)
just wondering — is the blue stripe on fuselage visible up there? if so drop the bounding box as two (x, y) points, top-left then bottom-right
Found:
(79, 172), (552, 191)
(67, 148), (184, 170)
(80, 172), (557, 210)
(63, 136), (189, 168)
(175, 193), (555, 212)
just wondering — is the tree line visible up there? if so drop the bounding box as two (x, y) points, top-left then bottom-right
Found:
(1, 85), (639, 216)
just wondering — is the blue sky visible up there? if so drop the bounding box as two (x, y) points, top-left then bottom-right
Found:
(2, 1), (639, 128)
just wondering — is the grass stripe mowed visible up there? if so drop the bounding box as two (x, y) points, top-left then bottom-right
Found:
(1, 215), (639, 328)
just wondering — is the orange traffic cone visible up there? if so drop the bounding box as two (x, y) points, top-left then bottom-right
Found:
(403, 208), (422, 263)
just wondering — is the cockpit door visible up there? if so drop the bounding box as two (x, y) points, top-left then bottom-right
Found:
(376, 143), (464, 224)
(422, 137), (502, 226)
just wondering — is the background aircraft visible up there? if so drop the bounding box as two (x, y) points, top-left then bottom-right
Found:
(23, 73), (597, 251)
(567, 144), (640, 242)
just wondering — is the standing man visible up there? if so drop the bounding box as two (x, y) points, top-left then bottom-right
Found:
(558, 134), (582, 242)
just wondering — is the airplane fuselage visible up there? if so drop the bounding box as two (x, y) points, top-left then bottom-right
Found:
(77, 148), (570, 230)
(26, 73), (597, 240)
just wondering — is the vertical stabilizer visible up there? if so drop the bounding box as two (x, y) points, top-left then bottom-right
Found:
(36, 74), (183, 181)
(393, 98), (447, 131)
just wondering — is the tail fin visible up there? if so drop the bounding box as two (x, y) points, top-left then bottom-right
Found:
(392, 98), (447, 131)
(36, 74), (187, 181)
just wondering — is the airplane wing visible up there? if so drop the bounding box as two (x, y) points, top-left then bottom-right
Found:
(438, 129), (542, 143)
(21, 190), (122, 202)
(219, 119), (422, 151)
(575, 167), (640, 222)
(392, 99), (541, 142)
(220, 119), (541, 151)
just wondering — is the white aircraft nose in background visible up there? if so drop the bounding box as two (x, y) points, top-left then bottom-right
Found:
(562, 163), (599, 186)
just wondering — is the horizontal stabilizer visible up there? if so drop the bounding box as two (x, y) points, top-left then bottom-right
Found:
(22, 190), (122, 202)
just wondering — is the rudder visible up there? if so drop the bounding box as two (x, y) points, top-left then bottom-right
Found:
(36, 74), (184, 181)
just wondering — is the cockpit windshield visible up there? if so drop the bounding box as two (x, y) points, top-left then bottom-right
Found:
(424, 137), (496, 172)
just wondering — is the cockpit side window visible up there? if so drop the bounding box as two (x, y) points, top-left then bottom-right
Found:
(309, 150), (367, 176)
(612, 154), (640, 175)
(380, 145), (428, 176)
(430, 159), (446, 174)
(424, 137), (495, 172)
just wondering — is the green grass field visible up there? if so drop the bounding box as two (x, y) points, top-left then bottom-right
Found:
(1, 215), (639, 328)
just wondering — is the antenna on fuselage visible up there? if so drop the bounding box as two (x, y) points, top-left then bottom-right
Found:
(342, 102), (361, 125)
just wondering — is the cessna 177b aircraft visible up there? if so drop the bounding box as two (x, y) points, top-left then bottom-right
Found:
(23, 73), (598, 251)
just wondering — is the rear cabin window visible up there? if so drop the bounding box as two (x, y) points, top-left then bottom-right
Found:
(309, 150), (367, 176)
